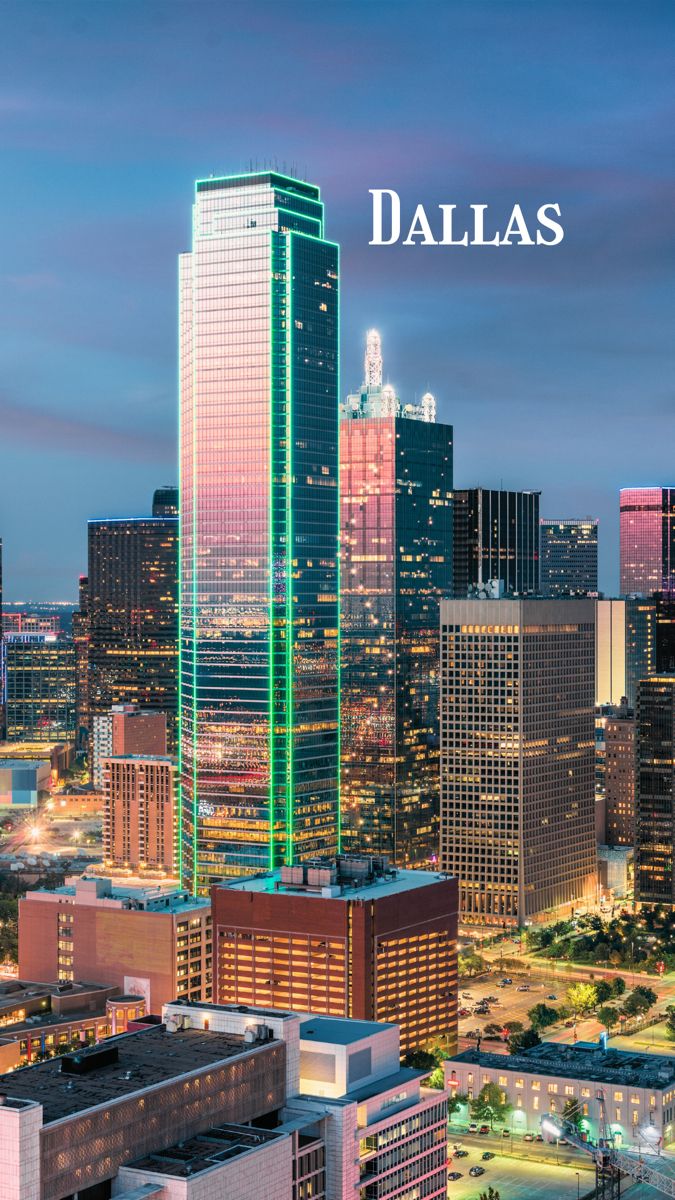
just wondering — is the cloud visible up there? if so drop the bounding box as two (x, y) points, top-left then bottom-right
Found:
(0, 390), (174, 462)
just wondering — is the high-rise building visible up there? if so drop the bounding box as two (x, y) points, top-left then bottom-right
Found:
(91, 702), (167, 788)
(620, 487), (675, 595)
(655, 591), (675, 673)
(3, 633), (76, 743)
(452, 488), (540, 598)
(71, 574), (89, 748)
(87, 501), (178, 750)
(440, 598), (597, 925)
(212, 855), (458, 1054)
(603, 701), (636, 847)
(340, 331), (453, 863)
(179, 171), (339, 892)
(595, 597), (626, 705)
(152, 484), (179, 516)
(635, 675), (675, 905)
(103, 754), (176, 875)
(18, 874), (212, 1008)
(625, 595), (657, 708)
(540, 517), (599, 597)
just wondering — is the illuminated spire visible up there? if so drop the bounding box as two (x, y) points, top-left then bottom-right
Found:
(365, 329), (382, 389)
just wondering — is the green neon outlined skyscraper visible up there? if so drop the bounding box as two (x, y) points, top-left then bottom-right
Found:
(179, 172), (340, 893)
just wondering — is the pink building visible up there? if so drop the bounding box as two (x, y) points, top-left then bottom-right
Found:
(620, 487), (675, 595)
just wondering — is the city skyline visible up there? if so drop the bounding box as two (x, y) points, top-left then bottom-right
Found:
(1, 1), (674, 598)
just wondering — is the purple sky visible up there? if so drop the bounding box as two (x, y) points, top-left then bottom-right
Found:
(1, 0), (674, 598)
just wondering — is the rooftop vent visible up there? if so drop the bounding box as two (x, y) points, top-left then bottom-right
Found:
(60, 1044), (120, 1076)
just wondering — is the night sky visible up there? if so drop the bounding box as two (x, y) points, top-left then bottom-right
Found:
(1, 0), (674, 599)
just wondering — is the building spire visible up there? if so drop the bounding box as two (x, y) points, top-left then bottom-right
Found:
(365, 329), (382, 390)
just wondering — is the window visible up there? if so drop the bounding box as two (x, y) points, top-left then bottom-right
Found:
(614, 1092), (623, 1102)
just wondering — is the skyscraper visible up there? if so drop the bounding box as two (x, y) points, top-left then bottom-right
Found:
(340, 331), (453, 863)
(103, 754), (176, 875)
(180, 172), (339, 892)
(4, 633), (76, 743)
(595, 597), (626, 706)
(540, 517), (599, 596)
(87, 501), (178, 750)
(452, 488), (540, 598)
(152, 485), (179, 517)
(625, 595), (656, 708)
(635, 675), (675, 905)
(620, 487), (675, 595)
(71, 574), (90, 748)
(440, 598), (597, 925)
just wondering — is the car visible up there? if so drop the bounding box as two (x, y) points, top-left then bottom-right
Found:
(502, 1129), (511, 1138)
(469, 1166), (486, 1177)
(524, 1133), (534, 1142)
(454, 1149), (469, 1158)
(458, 1007), (471, 1018)
(468, 1123), (478, 1133)
(516, 984), (530, 992)
(448, 1172), (463, 1181)
(478, 1125), (490, 1135)
(559, 1138), (569, 1146)
(501, 977), (513, 985)
(482, 1152), (495, 1160)
(485, 995), (498, 1003)
(462, 992), (473, 999)
(535, 1134), (544, 1142)
(565, 1019), (575, 1028)
(546, 993), (558, 1000)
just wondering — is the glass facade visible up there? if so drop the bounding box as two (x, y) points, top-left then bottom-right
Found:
(340, 360), (452, 864)
(180, 173), (339, 892)
(452, 489), (540, 597)
(4, 634), (76, 742)
(635, 676), (675, 904)
(540, 518), (599, 597)
(620, 487), (675, 595)
(87, 516), (178, 750)
(625, 595), (656, 709)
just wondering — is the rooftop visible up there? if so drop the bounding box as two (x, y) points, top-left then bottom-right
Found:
(219, 856), (451, 903)
(127, 1123), (286, 1178)
(26, 875), (209, 914)
(300, 1016), (394, 1047)
(449, 1041), (675, 1090)
(0, 1024), (270, 1124)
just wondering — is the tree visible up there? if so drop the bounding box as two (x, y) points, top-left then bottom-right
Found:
(664, 1006), (675, 1042)
(470, 1081), (512, 1131)
(563, 1097), (583, 1130)
(448, 1090), (468, 1118)
(507, 1027), (541, 1055)
(566, 982), (598, 1017)
(403, 1050), (435, 1071)
(528, 1003), (559, 1031)
(622, 985), (658, 1018)
(478, 1189), (501, 1200)
(594, 980), (612, 1005)
(597, 1005), (619, 1031)
(504, 1020), (523, 1035)
(459, 951), (488, 979)
(611, 976), (626, 998)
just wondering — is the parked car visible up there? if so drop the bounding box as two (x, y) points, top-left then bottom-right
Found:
(546, 993), (558, 1000)
(502, 1129), (511, 1138)
(478, 1125), (490, 1135)
(454, 1149), (469, 1158)
(448, 1171), (463, 1181)
(535, 1134), (544, 1142)
(462, 992), (473, 999)
(482, 1152), (495, 1160)
(485, 995), (498, 1003)
(468, 1123), (478, 1134)
(524, 1133), (534, 1142)
(458, 1007), (471, 1017)
(516, 984), (530, 992)
(501, 977), (513, 985)
(469, 1166), (486, 1177)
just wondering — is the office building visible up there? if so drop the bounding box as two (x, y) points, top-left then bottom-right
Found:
(213, 854), (458, 1054)
(18, 875), (211, 1009)
(71, 575), (89, 748)
(445, 1040), (675, 1148)
(452, 487), (540, 598)
(603, 701), (636, 847)
(635, 675), (675, 905)
(540, 517), (598, 597)
(0, 1000), (449, 1200)
(87, 499), (178, 750)
(152, 484), (179, 516)
(91, 702), (167, 788)
(0, 759), (50, 808)
(3, 634), (76, 743)
(103, 754), (176, 875)
(340, 330), (453, 863)
(656, 591), (675, 672)
(179, 171), (339, 890)
(620, 487), (675, 595)
(595, 597), (626, 706)
(0, 980), (143, 1072)
(625, 595), (657, 707)
(440, 598), (597, 925)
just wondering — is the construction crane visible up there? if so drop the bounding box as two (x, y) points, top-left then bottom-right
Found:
(541, 1097), (675, 1199)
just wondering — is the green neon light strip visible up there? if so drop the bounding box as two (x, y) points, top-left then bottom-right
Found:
(285, 233), (294, 863)
(268, 230), (275, 871)
(194, 170), (322, 201)
(177, 257), (183, 885)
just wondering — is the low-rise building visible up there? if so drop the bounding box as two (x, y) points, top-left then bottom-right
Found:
(18, 874), (212, 1009)
(0, 979), (145, 1070)
(0, 760), (50, 808)
(445, 1040), (675, 1149)
(102, 753), (175, 875)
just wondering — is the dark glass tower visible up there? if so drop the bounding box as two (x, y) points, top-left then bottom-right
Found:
(153, 486), (179, 517)
(625, 595), (656, 709)
(88, 508), (178, 749)
(340, 332), (453, 864)
(540, 518), (599, 596)
(635, 675), (675, 904)
(4, 634), (76, 742)
(179, 172), (339, 892)
(452, 488), (540, 598)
